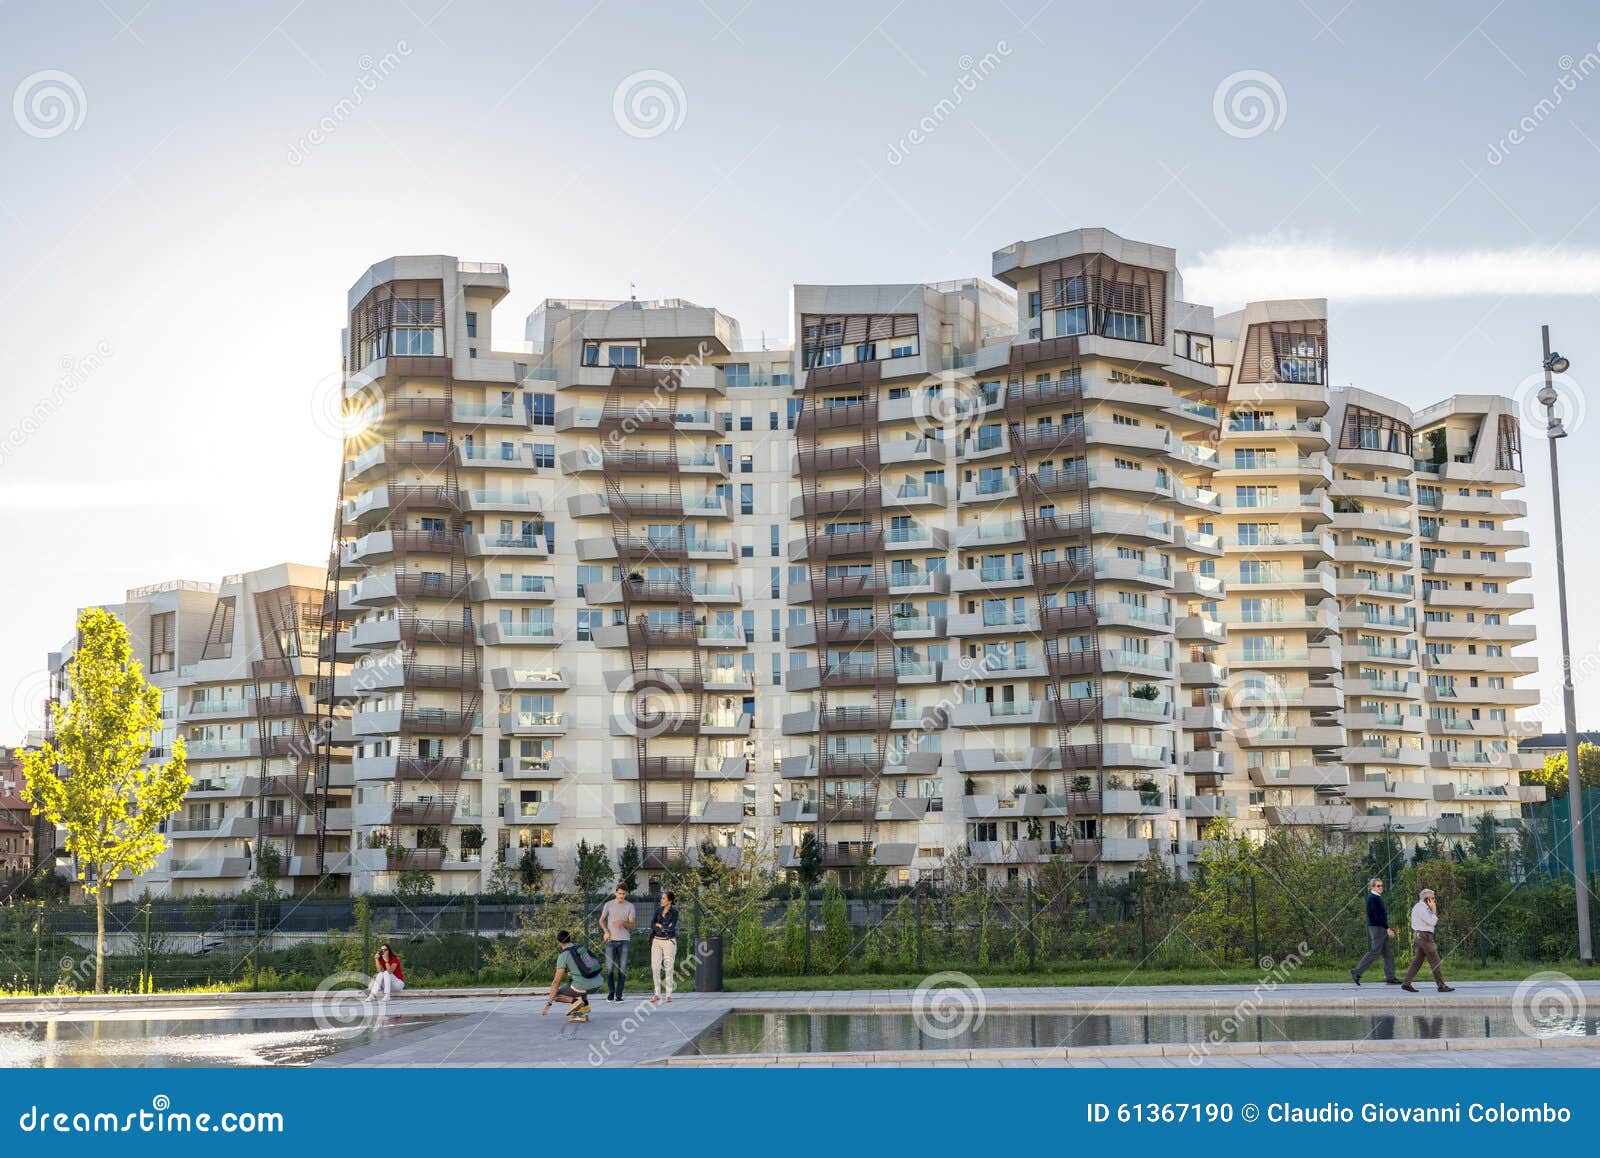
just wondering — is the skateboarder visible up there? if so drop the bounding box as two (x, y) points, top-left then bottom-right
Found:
(543, 930), (607, 1022)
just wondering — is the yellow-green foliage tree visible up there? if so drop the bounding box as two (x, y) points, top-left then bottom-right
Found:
(20, 608), (191, 992)
(1525, 742), (1600, 799)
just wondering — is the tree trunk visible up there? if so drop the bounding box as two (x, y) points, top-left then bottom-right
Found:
(95, 886), (106, 994)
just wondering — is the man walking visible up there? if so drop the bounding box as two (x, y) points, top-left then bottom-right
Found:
(1350, 878), (1399, 985)
(1400, 887), (1455, 993)
(599, 883), (637, 1002)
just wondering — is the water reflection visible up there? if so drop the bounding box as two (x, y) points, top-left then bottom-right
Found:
(684, 1011), (1600, 1057)
(0, 1015), (440, 1068)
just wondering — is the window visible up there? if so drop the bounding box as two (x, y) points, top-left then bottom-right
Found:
(465, 311), (478, 338)
(576, 610), (603, 641)
(721, 363), (751, 389)
(532, 443), (555, 468)
(528, 393), (555, 426)
(582, 342), (600, 367)
(739, 415), (753, 432)
(741, 484), (754, 515)
(771, 525), (780, 556)
(1027, 291), (1041, 318)
(150, 612), (176, 674)
(890, 344), (913, 358)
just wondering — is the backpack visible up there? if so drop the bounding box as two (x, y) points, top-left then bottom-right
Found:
(566, 943), (602, 980)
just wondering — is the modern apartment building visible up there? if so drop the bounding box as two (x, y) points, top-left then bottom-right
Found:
(38, 565), (350, 901)
(0, 745), (34, 882)
(36, 227), (1543, 897)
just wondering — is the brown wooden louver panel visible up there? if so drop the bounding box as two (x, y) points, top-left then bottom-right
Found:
(199, 596), (235, 661)
(799, 313), (918, 367)
(1496, 413), (1522, 472)
(149, 612), (174, 656)
(1036, 254), (1166, 346)
(1237, 320), (1328, 384)
(347, 278), (447, 370)
(1338, 405), (1414, 457)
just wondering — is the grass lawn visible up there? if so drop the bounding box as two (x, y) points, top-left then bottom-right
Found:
(722, 961), (1600, 991)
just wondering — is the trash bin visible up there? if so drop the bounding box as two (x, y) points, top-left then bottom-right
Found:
(694, 936), (723, 992)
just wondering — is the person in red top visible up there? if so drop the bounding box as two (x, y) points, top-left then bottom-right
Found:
(367, 943), (405, 1000)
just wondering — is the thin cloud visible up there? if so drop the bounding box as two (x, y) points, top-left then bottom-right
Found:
(1185, 241), (1600, 307)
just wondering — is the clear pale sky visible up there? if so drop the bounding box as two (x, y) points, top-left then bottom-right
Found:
(3, 0), (1600, 739)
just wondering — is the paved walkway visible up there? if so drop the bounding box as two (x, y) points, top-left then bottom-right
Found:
(2, 981), (1596, 1068)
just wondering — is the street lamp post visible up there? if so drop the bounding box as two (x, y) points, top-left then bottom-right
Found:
(1537, 324), (1593, 965)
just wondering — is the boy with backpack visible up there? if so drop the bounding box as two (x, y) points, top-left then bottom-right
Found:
(543, 930), (607, 1022)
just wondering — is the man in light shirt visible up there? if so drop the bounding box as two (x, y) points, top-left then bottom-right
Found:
(1400, 887), (1455, 993)
(599, 883), (637, 1002)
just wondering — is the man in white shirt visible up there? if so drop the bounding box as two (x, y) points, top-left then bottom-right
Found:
(1400, 887), (1455, 993)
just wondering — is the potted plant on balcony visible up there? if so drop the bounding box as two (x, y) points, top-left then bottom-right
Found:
(1135, 780), (1161, 806)
(964, 776), (977, 796)
(1106, 774), (1127, 791)
(1130, 683), (1160, 701)
(1026, 818), (1043, 842)
(1071, 774), (1092, 794)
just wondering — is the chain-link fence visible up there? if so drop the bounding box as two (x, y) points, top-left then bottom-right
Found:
(0, 851), (1585, 995)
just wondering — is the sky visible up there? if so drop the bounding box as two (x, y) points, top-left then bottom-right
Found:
(3, 0), (1600, 740)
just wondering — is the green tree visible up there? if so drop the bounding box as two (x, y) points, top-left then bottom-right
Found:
(21, 608), (191, 992)
(796, 832), (821, 889)
(616, 839), (641, 896)
(573, 838), (611, 942)
(395, 867), (434, 900)
(820, 880), (851, 970)
(518, 847), (545, 894)
(1186, 818), (1257, 964)
(1361, 827), (1406, 890)
(244, 842), (282, 901)
(1525, 742), (1600, 799)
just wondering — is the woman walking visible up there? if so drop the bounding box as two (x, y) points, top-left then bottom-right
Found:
(368, 942), (406, 1000)
(649, 891), (680, 1003)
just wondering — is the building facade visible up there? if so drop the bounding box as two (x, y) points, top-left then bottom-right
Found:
(37, 227), (1544, 896)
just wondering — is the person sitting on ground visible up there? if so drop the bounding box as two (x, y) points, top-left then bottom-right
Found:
(543, 930), (606, 1022)
(368, 943), (405, 1000)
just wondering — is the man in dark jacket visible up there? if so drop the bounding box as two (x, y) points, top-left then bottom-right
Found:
(1350, 878), (1399, 985)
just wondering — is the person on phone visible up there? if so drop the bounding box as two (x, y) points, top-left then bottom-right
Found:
(649, 890), (680, 1004)
(368, 943), (405, 1000)
(1400, 888), (1455, 993)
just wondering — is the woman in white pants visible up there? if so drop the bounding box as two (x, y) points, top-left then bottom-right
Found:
(368, 944), (406, 999)
(649, 891), (679, 1003)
